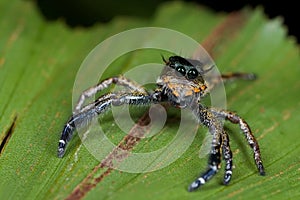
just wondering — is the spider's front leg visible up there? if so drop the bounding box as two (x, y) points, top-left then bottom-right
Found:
(58, 91), (158, 158)
(58, 75), (150, 157)
(188, 106), (232, 191)
(210, 109), (265, 176)
(74, 75), (148, 114)
(58, 93), (115, 158)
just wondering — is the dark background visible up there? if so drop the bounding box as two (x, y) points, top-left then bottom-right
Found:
(36, 0), (299, 43)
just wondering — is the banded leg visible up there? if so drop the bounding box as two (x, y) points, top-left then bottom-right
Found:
(221, 130), (233, 185)
(188, 107), (223, 191)
(211, 109), (265, 176)
(58, 92), (156, 158)
(58, 93), (115, 157)
(188, 136), (222, 191)
(206, 72), (256, 91)
(74, 75), (148, 113)
(221, 72), (256, 82)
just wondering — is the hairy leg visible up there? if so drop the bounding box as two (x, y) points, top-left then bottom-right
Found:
(188, 106), (224, 191)
(221, 130), (233, 185)
(58, 92), (155, 158)
(74, 76), (148, 113)
(210, 108), (265, 176)
(206, 72), (256, 91)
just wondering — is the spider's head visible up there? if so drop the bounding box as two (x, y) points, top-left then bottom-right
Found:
(158, 56), (212, 107)
(165, 56), (209, 81)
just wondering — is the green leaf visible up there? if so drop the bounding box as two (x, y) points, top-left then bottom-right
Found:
(0, 1), (299, 200)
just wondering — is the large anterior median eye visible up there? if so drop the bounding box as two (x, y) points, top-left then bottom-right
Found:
(175, 66), (186, 76)
(187, 68), (198, 79)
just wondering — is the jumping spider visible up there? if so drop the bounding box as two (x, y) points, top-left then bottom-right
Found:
(58, 55), (265, 191)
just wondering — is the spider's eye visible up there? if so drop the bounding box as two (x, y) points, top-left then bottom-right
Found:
(175, 66), (186, 76)
(187, 68), (198, 79)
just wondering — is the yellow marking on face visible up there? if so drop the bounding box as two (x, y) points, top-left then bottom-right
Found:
(193, 88), (201, 93)
(185, 90), (192, 96)
(167, 83), (180, 97)
(193, 85), (207, 93)
(200, 85), (207, 91)
(172, 90), (180, 97)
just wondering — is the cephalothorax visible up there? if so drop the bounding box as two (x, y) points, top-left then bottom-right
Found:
(58, 56), (265, 191)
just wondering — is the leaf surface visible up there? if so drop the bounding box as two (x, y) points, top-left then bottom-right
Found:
(0, 1), (299, 200)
